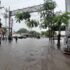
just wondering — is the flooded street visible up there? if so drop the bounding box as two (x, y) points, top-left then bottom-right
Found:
(0, 38), (70, 70)
(0, 38), (49, 70)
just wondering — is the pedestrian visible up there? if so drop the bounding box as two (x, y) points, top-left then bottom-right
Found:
(0, 33), (1, 45)
(15, 36), (18, 43)
(8, 35), (12, 43)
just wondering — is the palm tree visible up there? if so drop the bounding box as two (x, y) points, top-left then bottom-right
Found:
(53, 12), (70, 49)
(26, 19), (39, 28)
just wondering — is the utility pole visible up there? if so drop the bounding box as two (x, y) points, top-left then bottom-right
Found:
(0, 1), (2, 45)
(0, 18), (2, 45)
(8, 7), (12, 40)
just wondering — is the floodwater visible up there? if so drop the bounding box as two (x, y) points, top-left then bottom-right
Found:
(0, 38), (49, 70)
(0, 38), (70, 70)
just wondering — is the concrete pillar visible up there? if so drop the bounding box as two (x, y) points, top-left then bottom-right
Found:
(65, 0), (70, 12)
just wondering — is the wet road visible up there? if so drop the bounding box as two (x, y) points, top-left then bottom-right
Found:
(0, 38), (49, 70)
(0, 38), (70, 70)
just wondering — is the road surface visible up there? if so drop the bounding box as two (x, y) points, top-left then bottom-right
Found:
(0, 38), (70, 70)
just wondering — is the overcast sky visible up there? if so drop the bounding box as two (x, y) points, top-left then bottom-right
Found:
(0, 0), (65, 32)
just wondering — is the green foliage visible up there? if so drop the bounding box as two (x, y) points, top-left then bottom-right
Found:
(16, 28), (28, 34)
(41, 30), (56, 37)
(52, 25), (66, 31)
(53, 12), (70, 48)
(22, 12), (31, 20)
(15, 12), (39, 28)
(40, 0), (56, 29)
(15, 12), (23, 23)
(53, 12), (70, 30)
(29, 30), (40, 37)
(26, 20), (39, 28)
(15, 12), (31, 23)
(43, 1), (56, 10)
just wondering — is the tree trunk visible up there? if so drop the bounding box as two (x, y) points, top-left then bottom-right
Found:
(57, 28), (61, 49)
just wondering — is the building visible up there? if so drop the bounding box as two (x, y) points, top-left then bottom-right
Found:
(65, 0), (70, 49)
(65, 0), (70, 36)
(65, 0), (70, 12)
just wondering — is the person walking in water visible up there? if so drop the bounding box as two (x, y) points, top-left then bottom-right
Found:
(0, 18), (2, 45)
(15, 36), (18, 43)
(0, 33), (1, 45)
(0, 28), (3, 45)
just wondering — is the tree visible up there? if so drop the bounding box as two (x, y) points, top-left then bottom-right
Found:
(40, 0), (56, 39)
(41, 30), (56, 37)
(15, 12), (31, 23)
(52, 25), (66, 31)
(53, 12), (70, 49)
(26, 19), (39, 28)
(15, 11), (39, 31)
(16, 28), (28, 34)
(29, 30), (40, 38)
(40, 0), (70, 49)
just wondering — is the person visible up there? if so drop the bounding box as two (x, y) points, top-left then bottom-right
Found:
(0, 33), (1, 45)
(8, 35), (12, 43)
(15, 36), (18, 43)
(57, 33), (61, 49)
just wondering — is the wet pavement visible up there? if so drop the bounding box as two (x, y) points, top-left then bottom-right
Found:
(0, 38), (70, 70)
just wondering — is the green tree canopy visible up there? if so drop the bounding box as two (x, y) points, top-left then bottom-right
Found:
(53, 12), (70, 27)
(43, 0), (56, 11)
(29, 30), (40, 37)
(53, 12), (70, 48)
(16, 28), (28, 34)
(40, 0), (56, 29)
(15, 12), (31, 23)
(26, 19), (39, 28)
(52, 25), (66, 31)
(15, 12), (39, 29)
(41, 30), (56, 37)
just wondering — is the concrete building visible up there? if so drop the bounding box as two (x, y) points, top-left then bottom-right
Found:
(65, 0), (70, 49)
(65, 0), (70, 35)
(65, 0), (70, 12)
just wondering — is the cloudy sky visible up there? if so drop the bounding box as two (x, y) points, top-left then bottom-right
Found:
(0, 0), (65, 32)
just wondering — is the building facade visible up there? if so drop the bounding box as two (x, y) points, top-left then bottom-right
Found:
(65, 0), (70, 35)
(65, 0), (70, 12)
(65, 0), (70, 48)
